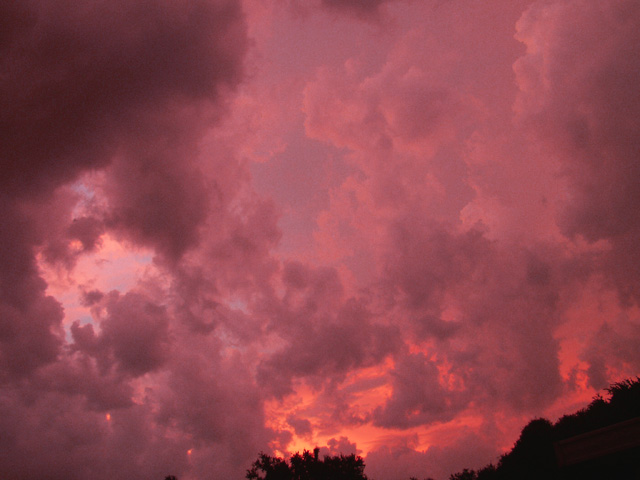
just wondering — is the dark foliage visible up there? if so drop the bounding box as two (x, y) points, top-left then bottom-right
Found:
(436, 377), (640, 480)
(247, 448), (368, 480)
(497, 418), (558, 480)
(553, 377), (640, 440)
(475, 464), (496, 480)
(449, 468), (477, 480)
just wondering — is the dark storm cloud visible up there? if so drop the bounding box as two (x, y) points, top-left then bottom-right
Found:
(0, 1), (261, 478)
(0, 197), (65, 380)
(0, 0), (249, 380)
(0, 0), (246, 197)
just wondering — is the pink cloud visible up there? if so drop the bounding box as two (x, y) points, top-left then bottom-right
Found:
(514, 0), (640, 299)
(1, 0), (639, 479)
(365, 429), (500, 480)
(256, 261), (400, 398)
(71, 291), (171, 377)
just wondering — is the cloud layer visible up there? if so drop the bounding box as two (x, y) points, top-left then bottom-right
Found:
(1, 1), (639, 479)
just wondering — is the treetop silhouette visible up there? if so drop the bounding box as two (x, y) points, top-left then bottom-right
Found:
(442, 377), (640, 480)
(247, 447), (368, 480)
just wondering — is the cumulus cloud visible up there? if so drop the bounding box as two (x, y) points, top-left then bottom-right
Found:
(375, 218), (566, 421)
(514, 0), (640, 299)
(373, 352), (455, 428)
(257, 262), (400, 398)
(0, 0), (266, 478)
(0, 0), (249, 379)
(1, 0), (639, 478)
(71, 291), (171, 377)
(318, 436), (361, 456)
(0, 197), (65, 380)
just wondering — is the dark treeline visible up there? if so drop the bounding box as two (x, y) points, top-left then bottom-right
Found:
(440, 377), (640, 480)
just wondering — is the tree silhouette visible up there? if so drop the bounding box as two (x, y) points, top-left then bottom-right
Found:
(429, 377), (640, 480)
(246, 452), (292, 480)
(498, 418), (558, 480)
(449, 468), (477, 480)
(475, 463), (496, 480)
(247, 448), (368, 480)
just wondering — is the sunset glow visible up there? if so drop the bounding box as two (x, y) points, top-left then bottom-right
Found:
(1, 0), (639, 479)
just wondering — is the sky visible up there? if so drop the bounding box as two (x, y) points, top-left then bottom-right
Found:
(1, 0), (639, 479)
